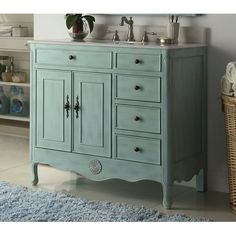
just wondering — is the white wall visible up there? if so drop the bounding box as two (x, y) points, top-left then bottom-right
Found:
(34, 14), (194, 40)
(34, 14), (67, 40)
(34, 14), (234, 193)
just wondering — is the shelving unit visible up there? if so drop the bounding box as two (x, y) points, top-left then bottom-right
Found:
(0, 81), (30, 87)
(0, 36), (32, 123)
(0, 36), (33, 52)
(0, 14), (33, 137)
(0, 115), (29, 122)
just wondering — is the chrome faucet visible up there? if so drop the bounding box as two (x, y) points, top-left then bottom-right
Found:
(119, 16), (135, 42)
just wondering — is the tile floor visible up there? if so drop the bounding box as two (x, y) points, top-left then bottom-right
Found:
(0, 134), (236, 221)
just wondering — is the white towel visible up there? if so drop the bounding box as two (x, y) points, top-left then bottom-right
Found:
(226, 62), (236, 83)
(232, 82), (236, 97)
(221, 75), (234, 96)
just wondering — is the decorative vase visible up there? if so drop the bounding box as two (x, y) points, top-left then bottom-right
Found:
(69, 31), (89, 41)
(68, 22), (89, 41)
(166, 22), (180, 44)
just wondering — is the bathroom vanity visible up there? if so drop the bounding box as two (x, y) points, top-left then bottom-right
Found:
(30, 40), (207, 208)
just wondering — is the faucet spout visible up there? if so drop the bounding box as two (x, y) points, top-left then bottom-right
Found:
(120, 16), (129, 26)
(119, 16), (135, 42)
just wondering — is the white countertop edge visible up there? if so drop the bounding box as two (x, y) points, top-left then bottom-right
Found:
(28, 39), (207, 49)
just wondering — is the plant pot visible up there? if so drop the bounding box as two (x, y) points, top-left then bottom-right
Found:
(68, 22), (89, 41)
(69, 31), (89, 41)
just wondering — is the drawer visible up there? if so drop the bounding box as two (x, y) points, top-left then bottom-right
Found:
(36, 49), (112, 69)
(115, 52), (161, 72)
(115, 74), (161, 102)
(116, 105), (161, 134)
(116, 135), (161, 165)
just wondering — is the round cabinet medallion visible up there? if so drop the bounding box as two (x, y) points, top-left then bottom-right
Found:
(89, 160), (102, 175)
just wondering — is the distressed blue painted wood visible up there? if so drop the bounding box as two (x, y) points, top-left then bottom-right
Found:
(36, 69), (72, 151)
(73, 71), (111, 157)
(115, 134), (161, 165)
(115, 74), (161, 103)
(30, 41), (207, 209)
(115, 104), (161, 134)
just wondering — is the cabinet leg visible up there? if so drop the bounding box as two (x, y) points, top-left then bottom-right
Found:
(32, 163), (39, 186)
(196, 168), (207, 192)
(162, 182), (173, 209)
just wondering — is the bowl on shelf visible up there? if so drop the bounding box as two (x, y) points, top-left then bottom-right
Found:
(12, 72), (26, 83)
(1, 71), (12, 82)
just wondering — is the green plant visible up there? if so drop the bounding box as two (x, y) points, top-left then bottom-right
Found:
(66, 14), (95, 33)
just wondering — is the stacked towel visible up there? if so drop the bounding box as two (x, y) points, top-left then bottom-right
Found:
(0, 25), (12, 37)
(221, 75), (234, 96)
(222, 62), (236, 96)
(226, 62), (236, 83)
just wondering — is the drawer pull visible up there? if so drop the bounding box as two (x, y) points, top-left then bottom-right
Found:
(74, 96), (80, 119)
(134, 85), (141, 90)
(134, 116), (140, 121)
(69, 55), (76, 60)
(64, 95), (70, 118)
(134, 147), (141, 152)
(135, 59), (141, 64)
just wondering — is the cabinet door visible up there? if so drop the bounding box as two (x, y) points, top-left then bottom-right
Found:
(73, 72), (111, 157)
(36, 69), (72, 151)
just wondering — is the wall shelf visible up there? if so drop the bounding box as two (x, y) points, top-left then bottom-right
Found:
(0, 37), (33, 52)
(0, 114), (29, 122)
(0, 81), (30, 87)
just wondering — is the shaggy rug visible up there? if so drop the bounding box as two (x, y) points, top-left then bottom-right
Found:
(0, 181), (209, 222)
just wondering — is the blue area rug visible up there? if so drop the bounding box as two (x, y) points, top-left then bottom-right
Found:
(0, 181), (209, 222)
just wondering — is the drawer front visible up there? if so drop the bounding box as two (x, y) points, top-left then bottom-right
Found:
(116, 105), (161, 134)
(115, 74), (161, 102)
(116, 52), (161, 72)
(36, 49), (112, 69)
(116, 135), (161, 165)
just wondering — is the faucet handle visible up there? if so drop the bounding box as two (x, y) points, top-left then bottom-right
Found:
(141, 31), (149, 43)
(106, 30), (120, 42)
(112, 30), (120, 42)
(141, 31), (157, 43)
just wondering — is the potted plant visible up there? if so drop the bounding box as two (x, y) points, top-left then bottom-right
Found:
(65, 14), (95, 40)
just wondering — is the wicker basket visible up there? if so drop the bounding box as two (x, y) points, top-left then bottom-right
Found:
(222, 94), (236, 214)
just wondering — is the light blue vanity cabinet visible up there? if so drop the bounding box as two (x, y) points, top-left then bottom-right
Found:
(30, 41), (207, 209)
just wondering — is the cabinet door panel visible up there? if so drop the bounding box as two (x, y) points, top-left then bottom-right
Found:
(36, 69), (71, 151)
(73, 72), (111, 157)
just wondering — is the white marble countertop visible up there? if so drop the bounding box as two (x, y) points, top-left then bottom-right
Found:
(29, 39), (207, 49)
